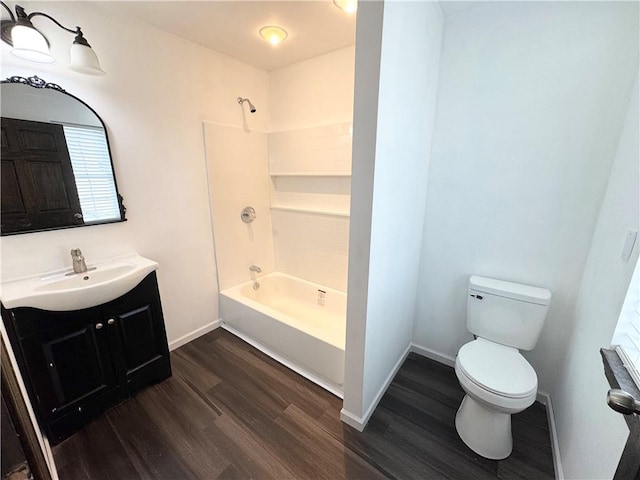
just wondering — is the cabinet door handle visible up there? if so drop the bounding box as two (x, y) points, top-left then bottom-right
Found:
(95, 323), (104, 330)
(608, 389), (640, 415)
(107, 318), (115, 325)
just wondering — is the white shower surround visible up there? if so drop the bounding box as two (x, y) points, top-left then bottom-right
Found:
(205, 50), (354, 399)
(219, 272), (346, 396)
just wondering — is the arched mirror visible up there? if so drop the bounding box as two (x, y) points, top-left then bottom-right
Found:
(1, 75), (125, 235)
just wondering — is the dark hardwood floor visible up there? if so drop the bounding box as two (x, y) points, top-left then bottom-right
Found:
(53, 329), (555, 479)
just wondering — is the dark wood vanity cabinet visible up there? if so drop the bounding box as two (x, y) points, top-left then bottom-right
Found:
(1, 272), (171, 445)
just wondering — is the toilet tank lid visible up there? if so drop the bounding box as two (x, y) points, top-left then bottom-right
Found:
(469, 276), (551, 306)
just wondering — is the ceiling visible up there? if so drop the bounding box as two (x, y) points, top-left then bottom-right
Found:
(98, 1), (483, 71)
(99, 1), (357, 71)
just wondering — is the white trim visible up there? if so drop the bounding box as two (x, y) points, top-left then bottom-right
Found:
(340, 342), (413, 431)
(410, 342), (456, 367)
(221, 323), (344, 398)
(536, 389), (550, 405)
(340, 408), (366, 431)
(535, 390), (564, 480)
(168, 319), (221, 351)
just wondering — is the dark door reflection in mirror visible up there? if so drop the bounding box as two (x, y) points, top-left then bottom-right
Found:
(0, 76), (125, 235)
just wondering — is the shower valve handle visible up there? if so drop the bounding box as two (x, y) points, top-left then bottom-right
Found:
(241, 206), (256, 223)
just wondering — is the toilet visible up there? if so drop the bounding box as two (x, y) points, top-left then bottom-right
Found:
(455, 275), (551, 460)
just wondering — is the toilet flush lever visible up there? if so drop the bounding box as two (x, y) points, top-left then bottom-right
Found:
(470, 294), (484, 300)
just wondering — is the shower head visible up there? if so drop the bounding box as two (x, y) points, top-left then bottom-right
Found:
(237, 97), (257, 113)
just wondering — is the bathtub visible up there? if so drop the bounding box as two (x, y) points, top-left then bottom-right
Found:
(219, 272), (346, 396)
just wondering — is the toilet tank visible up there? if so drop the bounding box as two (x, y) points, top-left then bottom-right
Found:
(467, 276), (552, 351)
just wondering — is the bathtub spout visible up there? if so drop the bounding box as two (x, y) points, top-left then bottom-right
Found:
(249, 265), (261, 290)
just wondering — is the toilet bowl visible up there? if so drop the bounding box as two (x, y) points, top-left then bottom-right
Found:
(455, 275), (551, 460)
(454, 337), (537, 459)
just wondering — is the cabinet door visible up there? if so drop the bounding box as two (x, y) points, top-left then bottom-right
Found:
(103, 273), (171, 392)
(17, 310), (116, 421)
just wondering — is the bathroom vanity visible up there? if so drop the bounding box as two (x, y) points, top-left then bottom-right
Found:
(1, 271), (171, 445)
(0, 76), (168, 448)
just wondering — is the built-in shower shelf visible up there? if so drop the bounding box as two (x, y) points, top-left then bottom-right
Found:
(269, 172), (351, 177)
(270, 205), (350, 217)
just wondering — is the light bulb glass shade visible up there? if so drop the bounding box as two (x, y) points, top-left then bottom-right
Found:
(333, 0), (357, 13)
(10, 24), (55, 63)
(69, 42), (105, 75)
(259, 26), (288, 46)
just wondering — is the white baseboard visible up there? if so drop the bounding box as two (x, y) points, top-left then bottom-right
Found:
(168, 319), (221, 351)
(221, 323), (344, 399)
(340, 408), (366, 431)
(341, 342), (413, 432)
(537, 391), (564, 480)
(536, 389), (549, 405)
(410, 342), (456, 367)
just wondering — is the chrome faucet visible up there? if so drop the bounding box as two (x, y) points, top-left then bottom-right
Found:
(71, 248), (88, 274)
(249, 264), (261, 291)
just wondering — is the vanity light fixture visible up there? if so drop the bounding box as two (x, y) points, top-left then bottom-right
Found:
(259, 25), (288, 46)
(333, 0), (358, 14)
(0, 1), (105, 75)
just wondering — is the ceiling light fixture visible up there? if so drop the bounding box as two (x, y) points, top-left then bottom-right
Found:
(259, 26), (288, 46)
(0, 2), (105, 75)
(333, 0), (358, 14)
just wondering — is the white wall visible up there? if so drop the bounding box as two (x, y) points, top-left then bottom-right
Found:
(343, 0), (444, 425)
(413, 1), (639, 395)
(363, 0), (444, 414)
(269, 46), (355, 132)
(268, 48), (355, 291)
(204, 124), (274, 292)
(342, 0), (384, 423)
(269, 124), (351, 291)
(553, 75), (639, 480)
(0, 2), (269, 346)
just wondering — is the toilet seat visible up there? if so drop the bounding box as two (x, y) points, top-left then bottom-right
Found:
(457, 338), (537, 399)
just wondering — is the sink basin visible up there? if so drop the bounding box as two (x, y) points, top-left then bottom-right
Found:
(0, 254), (159, 311)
